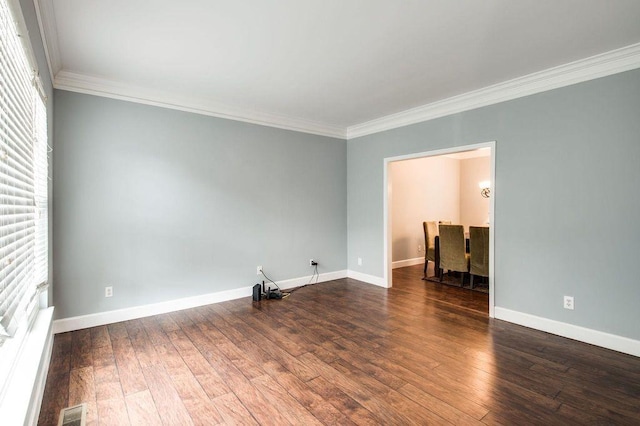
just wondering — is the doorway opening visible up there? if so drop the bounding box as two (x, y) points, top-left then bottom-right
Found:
(383, 141), (496, 317)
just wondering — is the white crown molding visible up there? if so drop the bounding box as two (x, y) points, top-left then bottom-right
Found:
(32, 0), (61, 83)
(347, 42), (640, 139)
(34, 0), (640, 141)
(56, 41), (640, 141)
(495, 307), (640, 358)
(54, 71), (346, 139)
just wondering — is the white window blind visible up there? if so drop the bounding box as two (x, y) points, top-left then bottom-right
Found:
(0, 0), (48, 344)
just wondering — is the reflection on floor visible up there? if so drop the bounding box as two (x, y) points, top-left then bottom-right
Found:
(38, 273), (640, 425)
(393, 263), (489, 314)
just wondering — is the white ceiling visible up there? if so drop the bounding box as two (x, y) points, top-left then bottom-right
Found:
(36, 0), (640, 138)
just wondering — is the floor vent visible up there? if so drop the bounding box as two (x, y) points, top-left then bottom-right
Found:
(58, 403), (87, 426)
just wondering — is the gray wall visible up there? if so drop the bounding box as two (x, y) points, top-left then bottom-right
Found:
(348, 69), (640, 340)
(53, 91), (347, 319)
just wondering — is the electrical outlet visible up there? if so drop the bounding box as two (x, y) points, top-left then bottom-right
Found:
(418, 244), (422, 252)
(357, 257), (362, 266)
(105, 286), (113, 298)
(564, 295), (574, 310)
(309, 259), (316, 266)
(257, 265), (262, 275)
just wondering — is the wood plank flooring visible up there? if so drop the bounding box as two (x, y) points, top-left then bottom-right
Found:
(38, 265), (640, 425)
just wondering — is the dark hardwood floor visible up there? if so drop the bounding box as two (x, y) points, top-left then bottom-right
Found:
(395, 264), (489, 314)
(38, 266), (640, 425)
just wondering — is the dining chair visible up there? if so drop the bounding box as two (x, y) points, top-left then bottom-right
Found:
(438, 224), (469, 285)
(469, 226), (489, 289)
(422, 221), (438, 279)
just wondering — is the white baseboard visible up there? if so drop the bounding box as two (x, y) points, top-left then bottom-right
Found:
(53, 270), (348, 334)
(347, 270), (388, 288)
(494, 307), (640, 358)
(392, 257), (424, 269)
(271, 269), (347, 290)
(53, 287), (250, 334)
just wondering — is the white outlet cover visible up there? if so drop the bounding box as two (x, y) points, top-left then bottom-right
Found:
(564, 296), (574, 310)
(357, 257), (362, 266)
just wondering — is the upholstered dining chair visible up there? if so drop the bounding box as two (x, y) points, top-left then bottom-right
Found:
(469, 226), (489, 289)
(438, 225), (469, 285)
(422, 221), (438, 279)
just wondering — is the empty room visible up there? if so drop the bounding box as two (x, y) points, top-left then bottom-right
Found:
(2, 0), (640, 424)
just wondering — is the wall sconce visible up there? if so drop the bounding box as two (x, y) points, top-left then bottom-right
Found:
(479, 180), (491, 198)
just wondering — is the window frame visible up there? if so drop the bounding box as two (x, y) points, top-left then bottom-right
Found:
(0, 0), (49, 403)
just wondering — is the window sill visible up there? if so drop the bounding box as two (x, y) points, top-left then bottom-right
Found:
(0, 307), (54, 425)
